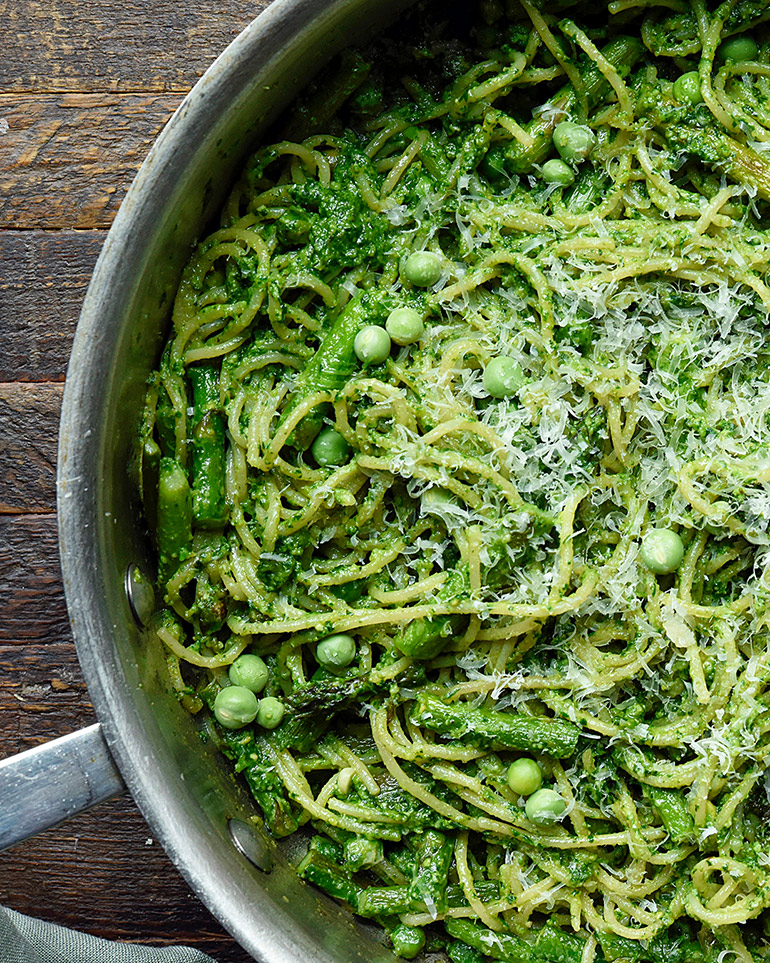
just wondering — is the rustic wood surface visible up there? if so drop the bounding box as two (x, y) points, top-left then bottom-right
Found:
(0, 3), (273, 959)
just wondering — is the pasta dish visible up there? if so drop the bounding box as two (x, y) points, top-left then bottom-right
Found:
(138, 1), (770, 959)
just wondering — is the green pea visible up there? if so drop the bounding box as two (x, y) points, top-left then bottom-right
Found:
(390, 923), (425, 960)
(403, 251), (442, 287)
(256, 696), (285, 729)
(640, 528), (684, 575)
(673, 71), (703, 105)
(386, 307), (425, 346)
(311, 427), (350, 467)
(507, 757), (543, 797)
(718, 35), (759, 63)
(316, 633), (357, 671)
(553, 122), (595, 163)
(483, 356), (524, 398)
(421, 487), (456, 513)
(213, 685), (258, 730)
(354, 324), (391, 364)
(541, 158), (575, 186)
(228, 654), (269, 693)
(525, 787), (567, 825)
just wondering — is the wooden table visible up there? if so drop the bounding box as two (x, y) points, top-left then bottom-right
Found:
(0, 3), (273, 959)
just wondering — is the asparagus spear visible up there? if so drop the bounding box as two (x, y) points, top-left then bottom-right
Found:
(156, 457), (192, 583)
(219, 729), (300, 837)
(445, 919), (536, 962)
(297, 837), (361, 906)
(395, 568), (469, 660)
(408, 830), (453, 916)
(279, 294), (369, 450)
(411, 694), (580, 758)
(188, 364), (228, 528)
(446, 919), (586, 963)
(487, 36), (644, 176)
(640, 87), (770, 201)
(646, 786), (695, 844)
(358, 879), (502, 919)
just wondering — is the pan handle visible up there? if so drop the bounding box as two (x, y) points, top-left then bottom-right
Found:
(0, 723), (125, 852)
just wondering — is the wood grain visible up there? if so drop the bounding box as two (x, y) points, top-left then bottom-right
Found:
(3, 1), (267, 94)
(0, 230), (103, 382)
(0, 642), (89, 757)
(0, 93), (181, 229)
(0, 514), (70, 643)
(0, 383), (62, 513)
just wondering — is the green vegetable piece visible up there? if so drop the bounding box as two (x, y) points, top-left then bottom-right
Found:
(534, 924), (586, 963)
(647, 786), (695, 843)
(390, 924), (425, 960)
(403, 251), (442, 287)
(525, 787), (567, 825)
(447, 942), (484, 963)
(188, 364), (228, 528)
(140, 436), (161, 528)
(500, 36), (644, 174)
(395, 614), (458, 660)
(507, 757), (543, 796)
(219, 729), (298, 837)
(354, 324), (391, 364)
(316, 633), (357, 672)
(673, 71), (703, 105)
(553, 122), (595, 162)
(445, 918), (535, 962)
(483, 356), (525, 398)
(281, 294), (369, 449)
(228, 654), (269, 693)
(718, 35), (759, 62)
(542, 158), (575, 186)
(156, 457), (192, 583)
(213, 685), (259, 729)
(408, 830), (453, 916)
(311, 427), (351, 467)
(296, 845), (360, 907)
(344, 836), (383, 872)
(357, 885), (412, 918)
(642, 87), (770, 200)
(640, 528), (684, 574)
(256, 696), (286, 729)
(444, 919), (584, 963)
(386, 307), (425, 345)
(412, 693), (580, 758)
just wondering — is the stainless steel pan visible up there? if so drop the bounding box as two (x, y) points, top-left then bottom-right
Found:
(0, 2), (413, 958)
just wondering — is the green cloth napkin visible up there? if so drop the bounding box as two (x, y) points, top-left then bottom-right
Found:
(0, 906), (219, 963)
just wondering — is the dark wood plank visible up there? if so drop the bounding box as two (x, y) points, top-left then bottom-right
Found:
(0, 230), (104, 382)
(0, 513), (70, 643)
(0, 93), (181, 230)
(0, 638), (251, 960)
(3, 1), (267, 95)
(0, 383), (62, 513)
(0, 642), (90, 756)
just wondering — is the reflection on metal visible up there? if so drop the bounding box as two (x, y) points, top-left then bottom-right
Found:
(125, 563), (155, 627)
(228, 818), (273, 873)
(0, 724), (124, 852)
